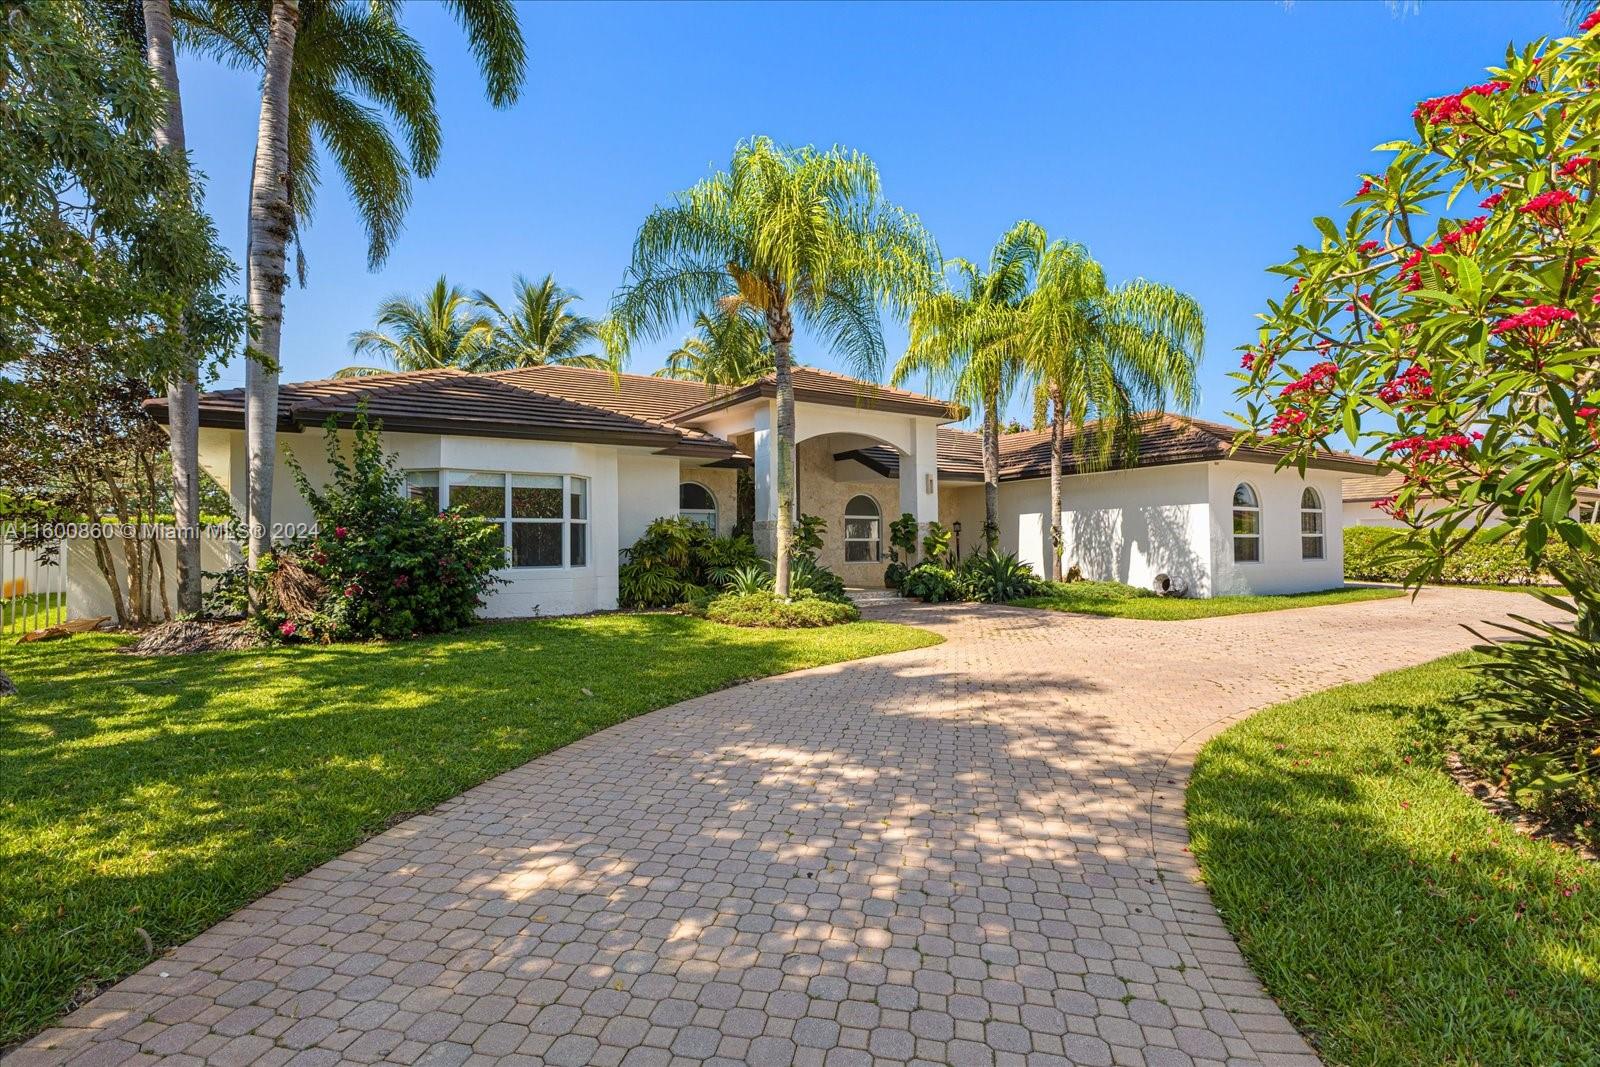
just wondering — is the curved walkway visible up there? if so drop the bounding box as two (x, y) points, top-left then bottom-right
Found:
(9, 588), (1544, 1067)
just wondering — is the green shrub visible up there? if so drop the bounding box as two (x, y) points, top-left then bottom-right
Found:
(883, 560), (909, 590)
(705, 591), (860, 628)
(958, 549), (1042, 603)
(1032, 578), (1157, 602)
(789, 555), (848, 603)
(264, 407), (505, 642)
(1344, 525), (1600, 585)
(900, 563), (962, 603)
(619, 518), (761, 608)
(723, 563), (773, 596)
(921, 521), (953, 562)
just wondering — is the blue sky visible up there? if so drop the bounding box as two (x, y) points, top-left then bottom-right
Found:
(178, 0), (1565, 428)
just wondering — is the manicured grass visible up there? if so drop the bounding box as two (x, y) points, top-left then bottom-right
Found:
(0, 614), (939, 1047)
(1188, 654), (1600, 1066)
(1011, 581), (1403, 620)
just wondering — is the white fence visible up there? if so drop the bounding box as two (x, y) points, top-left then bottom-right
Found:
(1, 539), (67, 637)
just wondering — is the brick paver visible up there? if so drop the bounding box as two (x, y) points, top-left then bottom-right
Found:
(7, 588), (1545, 1066)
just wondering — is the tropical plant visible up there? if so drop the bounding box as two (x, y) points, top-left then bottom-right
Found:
(921, 520), (953, 562)
(792, 513), (826, 561)
(723, 563), (773, 596)
(787, 555), (848, 603)
(475, 273), (612, 370)
(894, 221), (1043, 551)
(705, 591), (859, 628)
(958, 549), (1042, 603)
(656, 303), (774, 387)
(1022, 240), (1203, 580)
(617, 517), (761, 608)
(336, 276), (497, 377)
(197, 0), (526, 568)
(899, 562), (962, 603)
(888, 512), (919, 561)
(613, 136), (938, 597)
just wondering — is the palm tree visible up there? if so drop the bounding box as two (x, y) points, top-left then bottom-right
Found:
(141, 0), (205, 614)
(613, 137), (937, 597)
(336, 276), (497, 377)
(656, 303), (775, 387)
(187, 0), (525, 567)
(893, 221), (1045, 552)
(475, 274), (611, 370)
(1023, 241), (1203, 580)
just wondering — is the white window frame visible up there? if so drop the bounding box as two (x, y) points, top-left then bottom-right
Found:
(1300, 487), (1325, 560)
(843, 494), (882, 563)
(679, 481), (718, 530)
(405, 470), (589, 571)
(1232, 482), (1262, 564)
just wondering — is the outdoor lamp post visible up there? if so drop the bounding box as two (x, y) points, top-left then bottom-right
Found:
(952, 521), (961, 560)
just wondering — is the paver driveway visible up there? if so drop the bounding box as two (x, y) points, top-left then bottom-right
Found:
(9, 588), (1545, 1067)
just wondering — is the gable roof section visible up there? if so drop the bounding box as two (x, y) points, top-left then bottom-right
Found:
(668, 366), (964, 422)
(144, 368), (739, 457)
(484, 365), (718, 424)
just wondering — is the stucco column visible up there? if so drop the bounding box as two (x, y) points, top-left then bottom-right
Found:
(897, 417), (940, 542)
(752, 401), (778, 559)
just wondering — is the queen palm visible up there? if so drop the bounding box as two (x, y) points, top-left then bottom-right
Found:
(893, 221), (1045, 552)
(180, 0), (525, 566)
(336, 276), (497, 377)
(656, 303), (775, 388)
(613, 137), (937, 596)
(1023, 241), (1203, 580)
(475, 274), (611, 370)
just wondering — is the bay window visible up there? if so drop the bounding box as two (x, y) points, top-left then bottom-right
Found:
(406, 470), (588, 569)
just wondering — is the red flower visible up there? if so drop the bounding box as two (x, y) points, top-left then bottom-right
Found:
(1279, 361), (1339, 398)
(1356, 177), (1379, 196)
(1558, 156), (1594, 177)
(1578, 406), (1599, 420)
(343, 583), (362, 598)
(392, 574), (410, 590)
(1479, 191), (1506, 209)
(1378, 365), (1432, 405)
(1490, 304), (1576, 336)
(1387, 433), (1473, 459)
(1581, 7), (1600, 32)
(279, 621), (297, 637)
(1412, 81), (1507, 125)
(1517, 188), (1579, 223)
(1358, 240), (1381, 255)
(334, 526), (349, 540)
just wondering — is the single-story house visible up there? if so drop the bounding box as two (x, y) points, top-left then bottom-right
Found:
(143, 365), (1376, 616)
(1343, 472), (1600, 528)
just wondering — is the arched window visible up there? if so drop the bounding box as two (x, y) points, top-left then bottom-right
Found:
(1300, 487), (1325, 560)
(844, 495), (882, 562)
(679, 482), (717, 529)
(1232, 483), (1261, 563)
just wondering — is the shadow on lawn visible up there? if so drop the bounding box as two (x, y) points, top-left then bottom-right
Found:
(1188, 698), (1600, 1066)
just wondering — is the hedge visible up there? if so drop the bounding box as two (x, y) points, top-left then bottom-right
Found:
(1343, 524), (1599, 585)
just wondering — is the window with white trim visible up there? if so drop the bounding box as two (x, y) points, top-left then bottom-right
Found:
(1300, 487), (1325, 560)
(679, 482), (718, 529)
(406, 470), (588, 569)
(1232, 483), (1261, 563)
(844, 495), (882, 562)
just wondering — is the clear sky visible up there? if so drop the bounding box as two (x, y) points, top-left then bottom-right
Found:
(176, 0), (1566, 429)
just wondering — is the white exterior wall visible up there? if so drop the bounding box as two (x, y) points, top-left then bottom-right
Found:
(1207, 460), (1345, 595)
(1000, 464), (1213, 594)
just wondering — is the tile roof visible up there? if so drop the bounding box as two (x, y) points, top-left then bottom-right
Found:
(1343, 470), (1599, 503)
(144, 368), (738, 457)
(667, 367), (964, 422)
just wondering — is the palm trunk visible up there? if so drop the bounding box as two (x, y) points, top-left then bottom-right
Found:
(244, 0), (299, 576)
(981, 389), (1000, 552)
(1048, 380), (1064, 583)
(767, 299), (796, 598)
(142, 0), (203, 615)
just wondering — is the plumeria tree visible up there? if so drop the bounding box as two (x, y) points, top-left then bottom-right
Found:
(1235, 14), (1600, 625)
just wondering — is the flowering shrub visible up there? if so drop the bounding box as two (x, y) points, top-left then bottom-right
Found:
(260, 408), (504, 641)
(1234, 16), (1600, 615)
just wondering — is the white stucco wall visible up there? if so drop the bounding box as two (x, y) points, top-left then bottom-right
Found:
(1207, 460), (1345, 595)
(1000, 464), (1213, 594)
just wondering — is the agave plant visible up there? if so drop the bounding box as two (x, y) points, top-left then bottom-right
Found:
(959, 549), (1041, 603)
(724, 564), (773, 597)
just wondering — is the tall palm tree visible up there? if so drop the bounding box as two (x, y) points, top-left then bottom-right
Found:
(336, 276), (497, 377)
(893, 221), (1045, 552)
(613, 137), (937, 597)
(475, 274), (611, 370)
(190, 0), (525, 568)
(655, 303), (775, 387)
(141, 0), (206, 614)
(1023, 242), (1203, 580)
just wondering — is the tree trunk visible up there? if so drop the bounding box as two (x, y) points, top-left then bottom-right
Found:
(981, 388), (1000, 553)
(142, 0), (203, 615)
(244, 0), (299, 575)
(1048, 380), (1064, 583)
(767, 299), (796, 598)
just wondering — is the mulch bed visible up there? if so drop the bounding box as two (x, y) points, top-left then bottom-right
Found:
(1446, 752), (1598, 864)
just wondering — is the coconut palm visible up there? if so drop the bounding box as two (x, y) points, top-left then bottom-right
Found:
(184, 0), (525, 567)
(336, 276), (497, 377)
(613, 137), (937, 596)
(1022, 242), (1203, 580)
(893, 221), (1046, 552)
(655, 303), (775, 387)
(475, 274), (611, 370)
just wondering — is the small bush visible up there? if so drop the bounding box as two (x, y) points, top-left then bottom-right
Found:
(1033, 579), (1157, 602)
(958, 549), (1043, 603)
(262, 407), (504, 642)
(789, 555), (848, 603)
(706, 591), (860, 628)
(900, 563), (962, 603)
(1344, 524), (1600, 585)
(619, 518), (761, 608)
(883, 560), (909, 590)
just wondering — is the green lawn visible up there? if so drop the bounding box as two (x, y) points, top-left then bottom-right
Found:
(1011, 581), (1404, 620)
(0, 614), (939, 1047)
(1188, 655), (1600, 1066)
